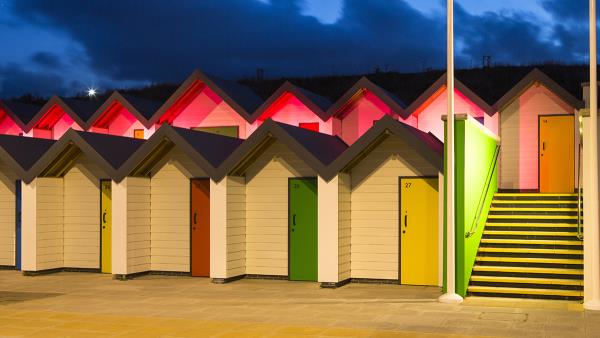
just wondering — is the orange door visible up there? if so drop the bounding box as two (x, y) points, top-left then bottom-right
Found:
(539, 115), (575, 193)
(191, 179), (210, 277)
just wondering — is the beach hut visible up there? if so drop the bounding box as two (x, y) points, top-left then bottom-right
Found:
(324, 115), (443, 285)
(25, 96), (101, 139)
(0, 100), (35, 136)
(112, 124), (243, 279)
(20, 130), (144, 274)
(0, 136), (54, 269)
(216, 120), (348, 282)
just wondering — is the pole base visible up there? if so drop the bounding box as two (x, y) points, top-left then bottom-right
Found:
(438, 293), (463, 304)
(584, 299), (600, 311)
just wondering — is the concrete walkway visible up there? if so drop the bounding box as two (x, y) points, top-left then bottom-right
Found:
(0, 270), (598, 337)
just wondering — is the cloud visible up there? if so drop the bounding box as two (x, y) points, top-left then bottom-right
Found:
(1, 0), (594, 97)
(30, 51), (63, 69)
(0, 63), (67, 98)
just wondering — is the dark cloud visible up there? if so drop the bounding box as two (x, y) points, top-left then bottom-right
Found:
(1, 0), (595, 97)
(0, 63), (67, 98)
(540, 0), (588, 21)
(30, 51), (63, 69)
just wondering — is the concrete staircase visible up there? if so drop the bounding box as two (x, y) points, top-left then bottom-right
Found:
(467, 193), (583, 301)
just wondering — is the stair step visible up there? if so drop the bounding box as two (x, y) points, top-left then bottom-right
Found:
(492, 199), (579, 205)
(470, 275), (584, 286)
(480, 238), (582, 246)
(485, 223), (578, 228)
(473, 265), (582, 275)
(495, 193), (577, 197)
(483, 230), (579, 237)
(487, 214), (578, 220)
(478, 247), (583, 255)
(490, 207), (579, 212)
(476, 256), (582, 265)
(467, 285), (582, 297)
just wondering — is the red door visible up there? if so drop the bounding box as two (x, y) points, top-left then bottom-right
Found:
(191, 179), (210, 277)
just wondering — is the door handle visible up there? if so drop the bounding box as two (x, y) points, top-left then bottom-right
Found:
(102, 210), (107, 223)
(193, 212), (197, 225)
(293, 214), (296, 226)
(404, 214), (408, 228)
(542, 142), (546, 151)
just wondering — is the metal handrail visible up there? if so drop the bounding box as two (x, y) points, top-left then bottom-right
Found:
(466, 145), (500, 238)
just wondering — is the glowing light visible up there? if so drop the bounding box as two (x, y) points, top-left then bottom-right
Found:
(87, 87), (97, 97)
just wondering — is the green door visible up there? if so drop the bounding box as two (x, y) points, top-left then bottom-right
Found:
(289, 178), (318, 281)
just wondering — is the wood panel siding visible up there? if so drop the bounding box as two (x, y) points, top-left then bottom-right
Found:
(63, 156), (106, 269)
(0, 165), (16, 266)
(226, 176), (246, 277)
(244, 141), (316, 276)
(36, 178), (63, 270)
(350, 136), (437, 280)
(499, 85), (575, 190)
(126, 177), (151, 273)
(338, 173), (351, 281)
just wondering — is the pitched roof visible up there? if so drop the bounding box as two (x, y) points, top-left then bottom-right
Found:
(493, 68), (584, 111)
(216, 119), (348, 181)
(249, 81), (332, 122)
(25, 129), (144, 183)
(327, 76), (406, 118)
(0, 135), (55, 177)
(26, 96), (94, 131)
(148, 70), (263, 124)
(323, 115), (443, 180)
(87, 91), (161, 129)
(117, 124), (244, 181)
(0, 100), (42, 127)
(404, 73), (495, 117)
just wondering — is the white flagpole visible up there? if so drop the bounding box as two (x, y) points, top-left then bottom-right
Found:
(439, 0), (463, 304)
(584, 0), (600, 311)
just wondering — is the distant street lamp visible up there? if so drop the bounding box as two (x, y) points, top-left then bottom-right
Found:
(439, 0), (463, 304)
(87, 87), (98, 98)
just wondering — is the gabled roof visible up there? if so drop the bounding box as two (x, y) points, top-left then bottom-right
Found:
(0, 135), (55, 178)
(116, 123), (243, 181)
(25, 129), (144, 183)
(493, 68), (584, 111)
(216, 119), (348, 181)
(148, 70), (263, 125)
(323, 115), (443, 180)
(0, 100), (42, 128)
(404, 73), (495, 117)
(86, 91), (161, 129)
(249, 81), (332, 122)
(26, 96), (99, 132)
(327, 76), (406, 119)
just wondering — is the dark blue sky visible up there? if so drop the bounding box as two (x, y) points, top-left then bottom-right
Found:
(0, 0), (593, 98)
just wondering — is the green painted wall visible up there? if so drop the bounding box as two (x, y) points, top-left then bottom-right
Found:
(443, 118), (498, 296)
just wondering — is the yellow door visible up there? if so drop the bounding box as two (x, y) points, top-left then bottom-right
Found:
(539, 115), (575, 193)
(400, 177), (439, 285)
(101, 180), (112, 273)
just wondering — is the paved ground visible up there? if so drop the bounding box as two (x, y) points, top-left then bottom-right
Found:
(0, 270), (598, 337)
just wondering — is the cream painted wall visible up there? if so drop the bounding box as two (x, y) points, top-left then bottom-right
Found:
(21, 181), (36, 271)
(226, 176), (246, 278)
(338, 173), (351, 281)
(244, 141), (316, 276)
(126, 177), (151, 274)
(0, 165), (17, 266)
(318, 175), (338, 283)
(63, 156), (106, 269)
(350, 136), (438, 280)
(499, 85), (575, 190)
(35, 177), (63, 271)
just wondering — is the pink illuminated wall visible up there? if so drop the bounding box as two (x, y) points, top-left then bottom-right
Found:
(499, 84), (576, 190)
(414, 88), (487, 140)
(171, 86), (248, 138)
(249, 92), (333, 135)
(107, 107), (153, 139)
(0, 111), (23, 136)
(335, 90), (401, 145)
(53, 113), (82, 139)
